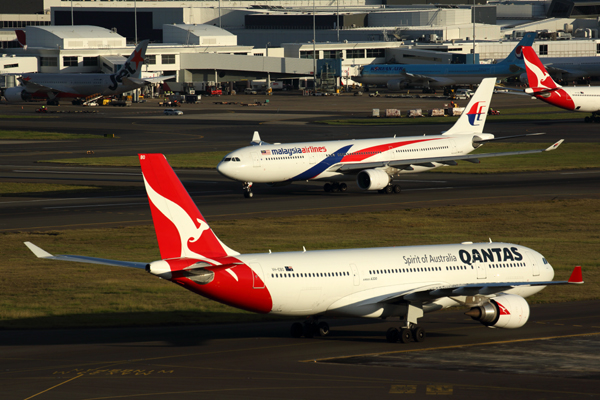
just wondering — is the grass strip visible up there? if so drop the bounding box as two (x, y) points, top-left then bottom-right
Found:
(0, 130), (100, 140)
(1, 198), (598, 329)
(39, 143), (599, 173)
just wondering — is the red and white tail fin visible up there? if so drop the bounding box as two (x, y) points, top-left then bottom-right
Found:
(522, 46), (560, 91)
(123, 40), (149, 79)
(138, 154), (239, 261)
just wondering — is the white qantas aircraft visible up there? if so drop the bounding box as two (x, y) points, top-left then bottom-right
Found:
(217, 78), (564, 198)
(3, 40), (172, 106)
(522, 46), (600, 123)
(25, 153), (583, 342)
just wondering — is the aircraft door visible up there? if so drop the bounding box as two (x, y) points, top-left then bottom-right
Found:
(526, 252), (540, 276)
(350, 264), (360, 286)
(250, 262), (266, 289)
(388, 146), (395, 160)
(251, 152), (261, 167)
(309, 154), (316, 164)
(476, 262), (487, 279)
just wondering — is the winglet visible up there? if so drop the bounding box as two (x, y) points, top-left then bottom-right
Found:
(545, 139), (564, 152)
(568, 266), (583, 284)
(24, 242), (53, 259)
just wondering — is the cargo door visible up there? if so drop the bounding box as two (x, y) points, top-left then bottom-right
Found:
(448, 139), (459, 155)
(476, 262), (487, 279)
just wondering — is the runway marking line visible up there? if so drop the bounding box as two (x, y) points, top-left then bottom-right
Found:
(301, 330), (600, 363)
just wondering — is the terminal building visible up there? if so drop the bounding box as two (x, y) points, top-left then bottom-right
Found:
(2, 0), (600, 92)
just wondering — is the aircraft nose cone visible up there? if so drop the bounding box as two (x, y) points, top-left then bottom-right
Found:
(217, 161), (234, 179)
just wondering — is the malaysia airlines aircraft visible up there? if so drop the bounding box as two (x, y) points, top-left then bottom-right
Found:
(217, 77), (563, 198)
(25, 153), (583, 342)
(3, 39), (172, 105)
(352, 33), (535, 91)
(522, 46), (600, 123)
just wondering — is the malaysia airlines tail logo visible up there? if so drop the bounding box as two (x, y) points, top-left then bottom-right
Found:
(467, 101), (487, 126)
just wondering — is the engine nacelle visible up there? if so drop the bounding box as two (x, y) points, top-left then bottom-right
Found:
(519, 73), (528, 84)
(466, 294), (530, 329)
(3, 86), (33, 102)
(357, 169), (391, 191)
(386, 79), (409, 92)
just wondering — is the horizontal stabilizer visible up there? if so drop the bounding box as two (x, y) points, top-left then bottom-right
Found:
(24, 241), (147, 269)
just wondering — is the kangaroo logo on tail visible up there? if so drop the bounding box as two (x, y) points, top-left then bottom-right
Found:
(139, 154), (239, 261)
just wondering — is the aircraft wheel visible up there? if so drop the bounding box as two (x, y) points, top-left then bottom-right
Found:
(324, 183), (332, 192)
(393, 184), (401, 194)
(411, 326), (426, 342)
(243, 190), (253, 198)
(339, 183), (348, 192)
(303, 321), (316, 338)
(585, 116), (591, 123)
(291, 322), (303, 338)
(386, 327), (399, 343)
(318, 321), (330, 337)
(331, 182), (340, 192)
(595, 117), (600, 123)
(384, 185), (393, 194)
(399, 328), (412, 343)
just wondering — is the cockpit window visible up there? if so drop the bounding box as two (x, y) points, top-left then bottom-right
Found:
(222, 157), (232, 162)
(232, 157), (241, 162)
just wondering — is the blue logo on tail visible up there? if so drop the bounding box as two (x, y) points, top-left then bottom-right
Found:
(467, 101), (487, 126)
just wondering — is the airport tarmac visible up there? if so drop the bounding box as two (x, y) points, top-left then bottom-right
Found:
(1, 301), (599, 400)
(1, 91), (599, 399)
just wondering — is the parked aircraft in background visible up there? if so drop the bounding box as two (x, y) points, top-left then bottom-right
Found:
(522, 46), (600, 123)
(352, 33), (536, 91)
(519, 55), (600, 84)
(217, 77), (563, 198)
(3, 39), (172, 105)
(25, 153), (583, 342)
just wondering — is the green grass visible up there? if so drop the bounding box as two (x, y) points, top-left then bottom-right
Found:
(2, 198), (598, 329)
(0, 130), (101, 140)
(39, 143), (599, 174)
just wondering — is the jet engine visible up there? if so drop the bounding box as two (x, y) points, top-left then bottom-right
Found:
(519, 73), (528, 85)
(386, 79), (409, 92)
(465, 294), (530, 329)
(357, 169), (391, 191)
(3, 86), (32, 102)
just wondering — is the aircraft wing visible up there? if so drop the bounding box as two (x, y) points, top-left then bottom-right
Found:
(401, 70), (450, 84)
(544, 64), (571, 75)
(382, 266), (583, 304)
(24, 242), (147, 269)
(18, 79), (77, 95)
(123, 75), (176, 86)
(330, 140), (564, 173)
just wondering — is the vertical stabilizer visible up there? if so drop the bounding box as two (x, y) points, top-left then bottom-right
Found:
(522, 46), (561, 90)
(123, 40), (148, 79)
(138, 154), (239, 260)
(443, 77), (495, 136)
(496, 32), (536, 65)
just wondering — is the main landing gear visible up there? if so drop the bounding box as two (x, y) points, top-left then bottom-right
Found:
(290, 319), (330, 338)
(378, 184), (402, 194)
(584, 112), (600, 123)
(385, 324), (426, 343)
(242, 182), (253, 198)
(323, 182), (347, 193)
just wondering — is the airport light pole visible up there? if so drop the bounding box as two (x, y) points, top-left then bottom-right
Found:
(472, 0), (476, 64)
(313, 0), (317, 93)
(134, 0), (138, 45)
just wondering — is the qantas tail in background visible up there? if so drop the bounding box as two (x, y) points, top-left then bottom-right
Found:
(443, 77), (495, 136)
(522, 46), (561, 91)
(15, 30), (26, 47)
(522, 46), (575, 111)
(138, 154), (239, 261)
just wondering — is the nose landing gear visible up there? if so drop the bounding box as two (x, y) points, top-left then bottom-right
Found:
(243, 182), (253, 198)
